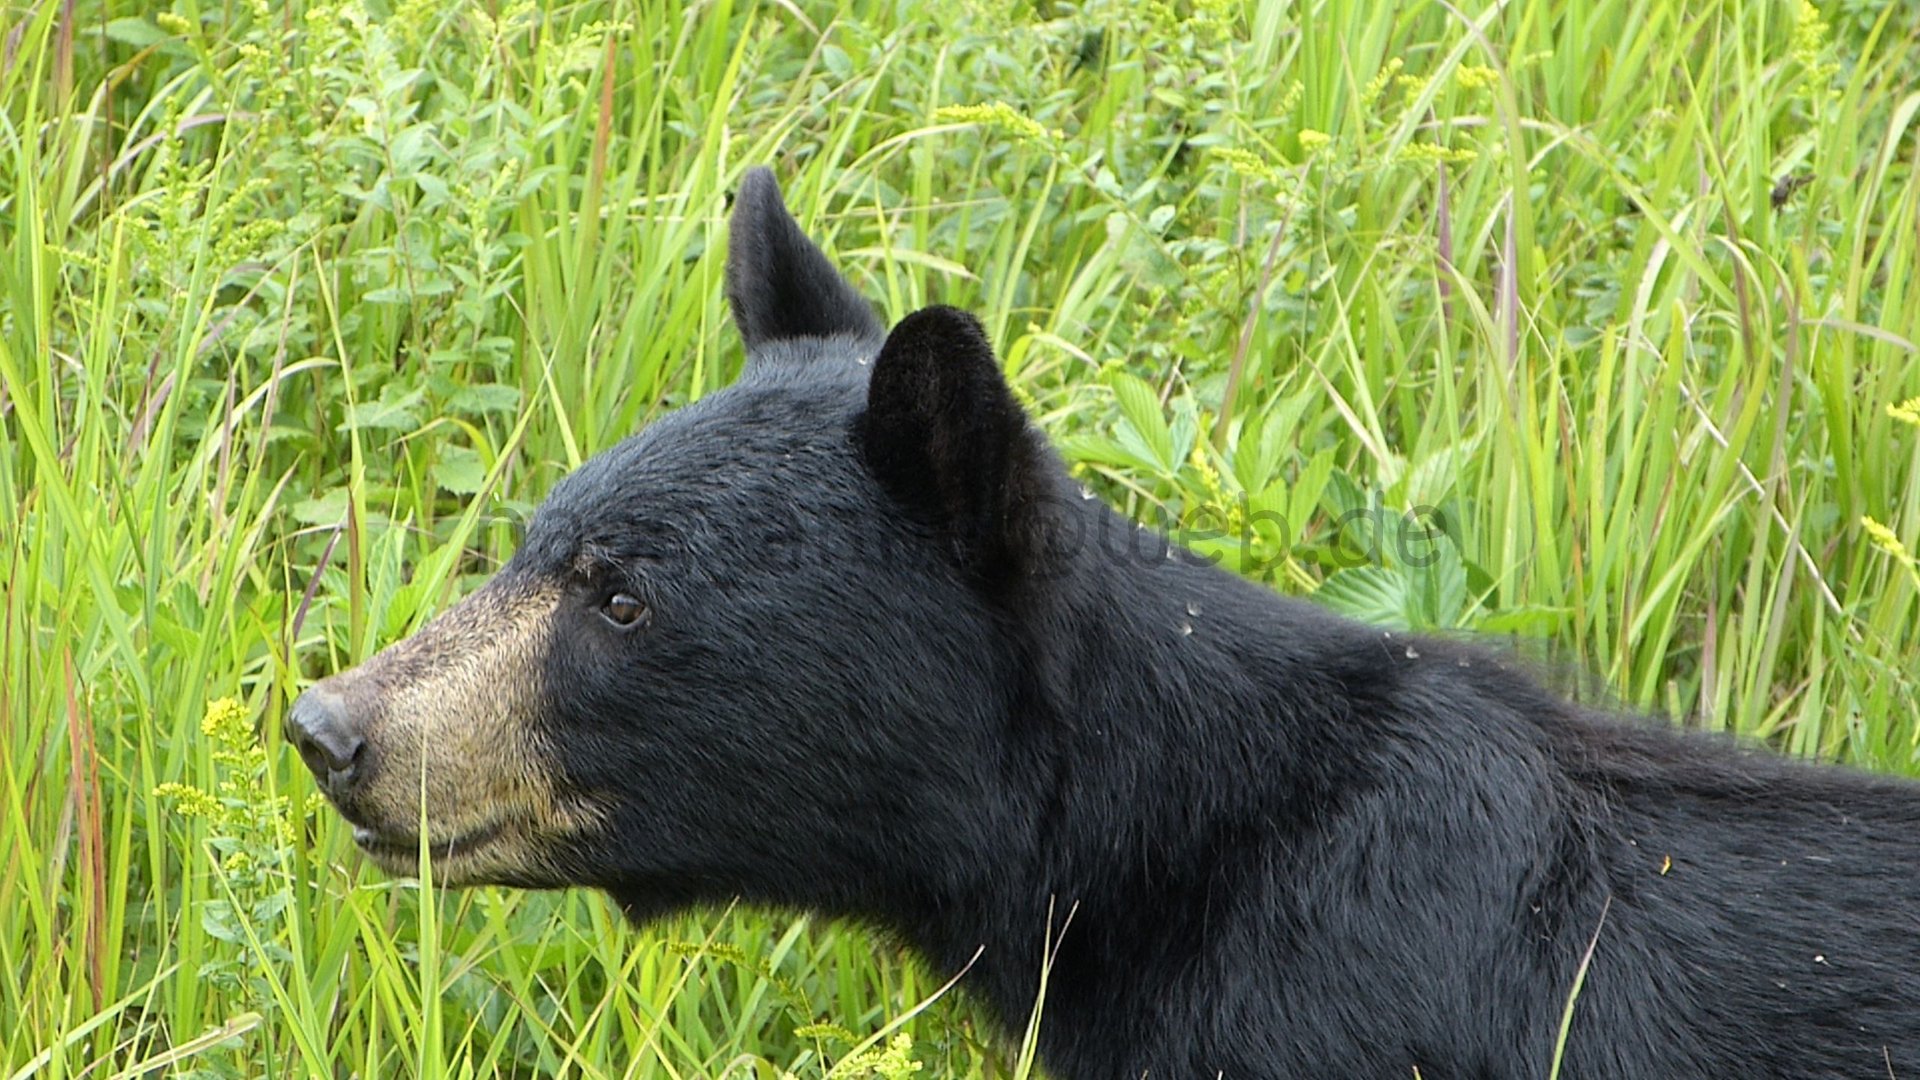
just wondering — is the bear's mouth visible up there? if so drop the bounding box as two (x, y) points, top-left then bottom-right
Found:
(353, 819), (508, 867)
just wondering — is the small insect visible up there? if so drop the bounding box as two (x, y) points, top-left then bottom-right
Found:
(1771, 174), (1813, 210)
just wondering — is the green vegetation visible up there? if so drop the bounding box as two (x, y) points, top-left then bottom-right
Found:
(3, 0), (1917, 1074)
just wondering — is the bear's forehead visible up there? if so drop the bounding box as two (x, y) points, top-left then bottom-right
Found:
(738, 331), (881, 386)
(513, 364), (871, 569)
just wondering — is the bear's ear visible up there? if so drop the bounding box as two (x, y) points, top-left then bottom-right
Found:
(726, 167), (882, 352)
(859, 306), (1046, 585)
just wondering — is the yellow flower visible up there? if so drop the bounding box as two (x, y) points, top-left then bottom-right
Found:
(931, 102), (1055, 143)
(1366, 58), (1405, 105)
(794, 1022), (858, 1043)
(1298, 129), (1332, 154)
(155, 782), (220, 818)
(837, 1032), (923, 1079)
(1793, 0), (1829, 64)
(1395, 73), (1433, 98)
(1212, 147), (1281, 184)
(201, 696), (252, 746)
(1278, 80), (1305, 116)
(1456, 65), (1501, 92)
(1398, 143), (1479, 164)
(1862, 516), (1912, 562)
(668, 940), (748, 963)
(1791, 0), (1839, 98)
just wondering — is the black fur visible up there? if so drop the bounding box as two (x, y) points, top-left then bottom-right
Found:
(458, 174), (1920, 1077)
(861, 305), (1048, 583)
(725, 167), (883, 350)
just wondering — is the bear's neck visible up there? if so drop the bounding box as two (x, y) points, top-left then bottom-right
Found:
(889, 514), (1362, 1077)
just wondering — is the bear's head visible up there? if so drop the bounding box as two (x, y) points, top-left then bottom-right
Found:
(288, 169), (1069, 920)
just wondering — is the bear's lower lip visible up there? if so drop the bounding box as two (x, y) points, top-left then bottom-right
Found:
(353, 819), (507, 864)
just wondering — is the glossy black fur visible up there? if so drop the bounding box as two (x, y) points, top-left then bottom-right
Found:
(490, 169), (1920, 1078)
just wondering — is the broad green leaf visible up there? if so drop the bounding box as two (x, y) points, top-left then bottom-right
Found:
(1316, 565), (1412, 630)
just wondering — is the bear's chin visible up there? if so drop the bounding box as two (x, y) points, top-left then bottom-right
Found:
(351, 822), (562, 888)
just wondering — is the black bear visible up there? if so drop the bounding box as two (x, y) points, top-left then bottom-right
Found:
(289, 167), (1920, 1079)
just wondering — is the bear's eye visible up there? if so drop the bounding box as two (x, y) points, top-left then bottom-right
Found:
(601, 592), (650, 630)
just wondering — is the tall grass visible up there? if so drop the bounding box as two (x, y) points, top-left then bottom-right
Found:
(2, 0), (1917, 1075)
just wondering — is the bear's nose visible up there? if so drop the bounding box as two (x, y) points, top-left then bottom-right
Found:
(286, 686), (367, 796)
